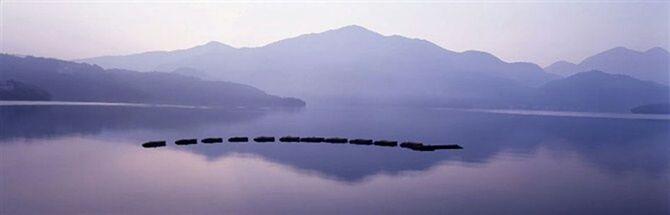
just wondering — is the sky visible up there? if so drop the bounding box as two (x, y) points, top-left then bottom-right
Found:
(1, 1), (668, 66)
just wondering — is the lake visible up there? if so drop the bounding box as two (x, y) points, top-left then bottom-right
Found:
(1, 103), (668, 214)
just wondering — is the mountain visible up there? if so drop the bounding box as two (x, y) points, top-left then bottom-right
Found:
(545, 47), (669, 84)
(0, 54), (305, 107)
(0, 80), (51, 100)
(81, 41), (235, 71)
(538, 70), (669, 112)
(78, 25), (559, 106)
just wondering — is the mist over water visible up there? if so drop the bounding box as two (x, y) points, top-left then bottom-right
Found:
(1, 104), (668, 214)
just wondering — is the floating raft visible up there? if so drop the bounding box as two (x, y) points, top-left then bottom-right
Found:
(300, 137), (325, 143)
(228, 137), (249, 142)
(349, 139), (373, 145)
(373, 140), (398, 147)
(253, 136), (275, 142)
(143, 136), (462, 152)
(202, 138), (223, 144)
(400, 141), (462, 151)
(279, 136), (300, 142)
(324, 137), (348, 144)
(175, 139), (197, 145)
(399, 142), (423, 149)
(142, 141), (166, 148)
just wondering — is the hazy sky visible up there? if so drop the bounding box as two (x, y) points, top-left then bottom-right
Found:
(1, 1), (668, 66)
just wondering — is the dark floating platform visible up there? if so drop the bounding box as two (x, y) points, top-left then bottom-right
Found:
(324, 137), (348, 144)
(400, 142), (423, 149)
(349, 139), (373, 145)
(254, 136), (275, 142)
(425, 144), (463, 150)
(279, 136), (300, 142)
(373, 140), (398, 147)
(400, 142), (431, 151)
(175, 139), (197, 145)
(228, 137), (249, 142)
(300, 137), (325, 143)
(400, 141), (463, 151)
(201, 137), (223, 144)
(142, 141), (166, 148)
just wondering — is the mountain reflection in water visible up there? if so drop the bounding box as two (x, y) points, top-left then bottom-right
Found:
(1, 104), (668, 214)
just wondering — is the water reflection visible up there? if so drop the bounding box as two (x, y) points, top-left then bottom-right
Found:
(1, 106), (668, 181)
(1, 137), (667, 215)
(0, 105), (668, 214)
(180, 107), (669, 181)
(0, 105), (268, 140)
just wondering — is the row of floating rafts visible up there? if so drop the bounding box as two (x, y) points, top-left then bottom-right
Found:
(142, 136), (463, 152)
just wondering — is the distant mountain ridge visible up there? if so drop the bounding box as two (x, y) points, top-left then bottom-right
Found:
(78, 25), (559, 105)
(0, 54), (305, 107)
(545, 47), (669, 84)
(80, 41), (235, 72)
(537, 70), (669, 112)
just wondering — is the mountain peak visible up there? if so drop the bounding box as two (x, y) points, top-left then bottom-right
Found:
(181, 41), (235, 52)
(544, 60), (578, 74)
(581, 46), (641, 64)
(262, 24), (384, 48)
(645, 47), (669, 54)
(604, 46), (635, 54)
(204, 41), (224, 46)
(549, 60), (577, 67)
(324, 25), (382, 37)
(553, 60), (575, 65)
(187, 41), (234, 52)
(337, 25), (371, 31)
(199, 41), (232, 48)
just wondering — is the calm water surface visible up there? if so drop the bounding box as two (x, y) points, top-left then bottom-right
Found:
(1, 104), (668, 214)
